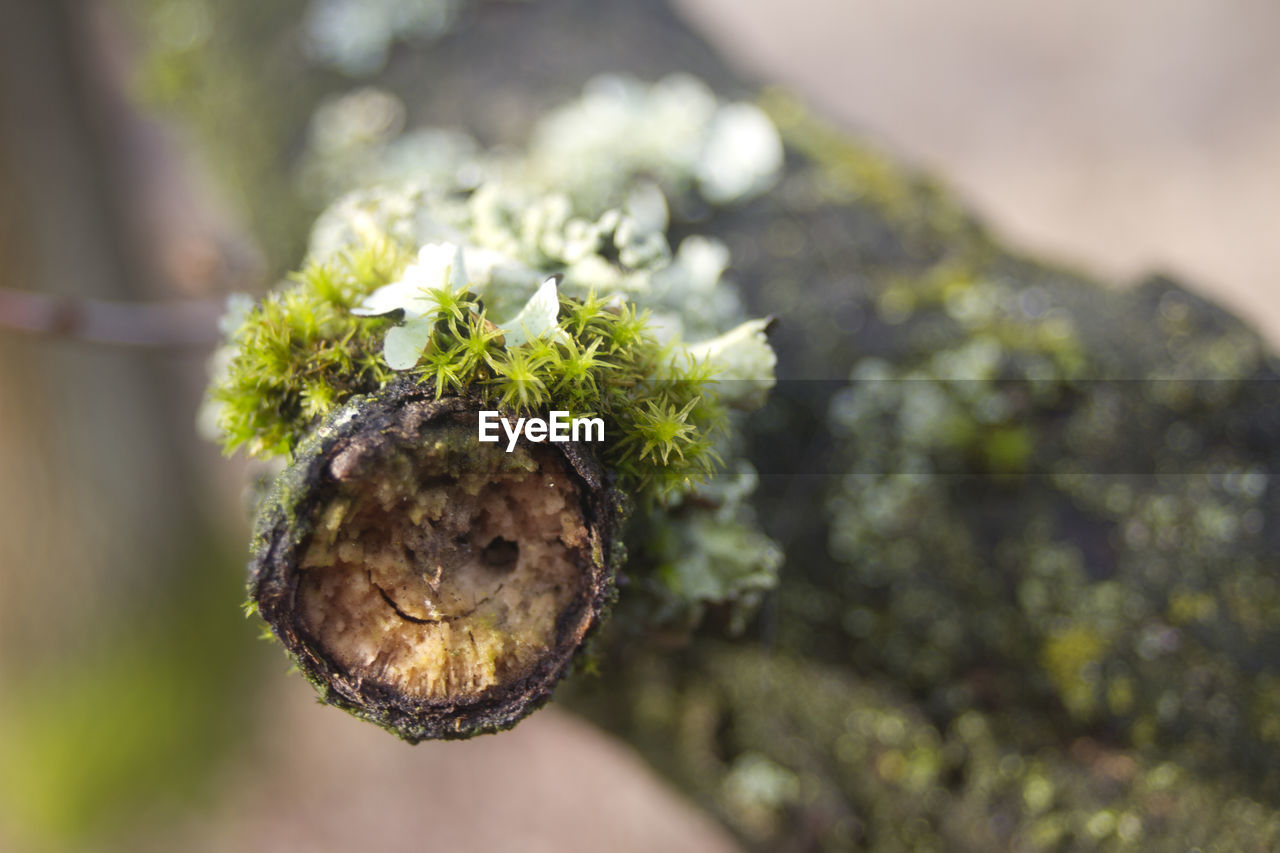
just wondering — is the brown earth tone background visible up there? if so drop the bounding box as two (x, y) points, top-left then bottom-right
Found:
(679, 0), (1280, 346)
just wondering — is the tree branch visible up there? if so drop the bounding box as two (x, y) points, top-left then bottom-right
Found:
(0, 287), (225, 348)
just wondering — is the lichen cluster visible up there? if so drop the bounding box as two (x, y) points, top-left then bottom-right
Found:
(817, 262), (1280, 786)
(302, 0), (462, 75)
(582, 645), (1280, 852)
(296, 74), (782, 349)
(300, 73), (783, 230)
(205, 72), (784, 643)
(623, 100), (1280, 848)
(575, 96), (1280, 850)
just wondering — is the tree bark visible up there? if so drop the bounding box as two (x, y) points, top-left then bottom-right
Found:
(127, 0), (1280, 848)
(249, 380), (620, 741)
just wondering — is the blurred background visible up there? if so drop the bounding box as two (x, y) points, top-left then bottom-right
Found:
(0, 0), (1277, 850)
(677, 0), (1280, 346)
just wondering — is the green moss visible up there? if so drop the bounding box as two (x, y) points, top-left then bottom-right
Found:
(209, 241), (404, 457)
(209, 241), (729, 505)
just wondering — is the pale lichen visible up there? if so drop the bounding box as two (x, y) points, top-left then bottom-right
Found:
(302, 0), (463, 76)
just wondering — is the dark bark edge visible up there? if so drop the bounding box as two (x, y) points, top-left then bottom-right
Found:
(248, 376), (623, 742)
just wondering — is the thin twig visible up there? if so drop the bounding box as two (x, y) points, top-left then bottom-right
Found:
(0, 287), (226, 348)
